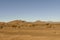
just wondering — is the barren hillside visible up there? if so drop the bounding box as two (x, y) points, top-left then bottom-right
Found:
(0, 20), (60, 30)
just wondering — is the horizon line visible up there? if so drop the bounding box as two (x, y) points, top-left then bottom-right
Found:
(0, 19), (60, 22)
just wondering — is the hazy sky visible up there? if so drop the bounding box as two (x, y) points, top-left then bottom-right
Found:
(0, 0), (60, 22)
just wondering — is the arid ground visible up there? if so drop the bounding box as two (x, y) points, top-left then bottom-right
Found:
(0, 20), (60, 40)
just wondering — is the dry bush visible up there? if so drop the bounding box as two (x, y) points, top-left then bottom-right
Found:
(0, 22), (7, 29)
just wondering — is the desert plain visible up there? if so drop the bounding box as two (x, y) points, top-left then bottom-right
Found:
(0, 20), (60, 40)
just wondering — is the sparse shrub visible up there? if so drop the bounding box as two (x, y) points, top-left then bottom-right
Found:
(12, 25), (17, 28)
(46, 23), (52, 28)
(0, 26), (3, 29)
(31, 24), (35, 27)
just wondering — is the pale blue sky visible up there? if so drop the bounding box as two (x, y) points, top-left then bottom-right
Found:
(0, 0), (60, 22)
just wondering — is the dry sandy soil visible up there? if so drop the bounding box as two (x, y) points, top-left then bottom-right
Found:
(0, 29), (60, 40)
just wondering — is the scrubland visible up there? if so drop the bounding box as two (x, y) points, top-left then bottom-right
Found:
(0, 20), (60, 40)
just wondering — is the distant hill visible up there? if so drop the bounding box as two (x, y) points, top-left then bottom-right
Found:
(0, 20), (60, 30)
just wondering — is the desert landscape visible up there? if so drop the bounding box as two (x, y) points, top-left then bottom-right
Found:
(0, 0), (60, 40)
(0, 20), (60, 40)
